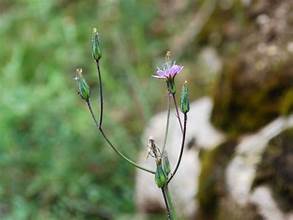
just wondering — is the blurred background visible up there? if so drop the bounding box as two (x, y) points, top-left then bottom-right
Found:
(0, 0), (292, 220)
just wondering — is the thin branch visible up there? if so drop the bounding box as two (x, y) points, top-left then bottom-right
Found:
(167, 113), (187, 184)
(162, 94), (171, 153)
(162, 187), (172, 220)
(88, 61), (155, 174)
(171, 93), (183, 134)
(164, 186), (176, 220)
(96, 61), (103, 128)
(86, 100), (155, 174)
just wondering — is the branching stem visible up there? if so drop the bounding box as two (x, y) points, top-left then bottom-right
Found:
(86, 100), (155, 174)
(162, 186), (176, 220)
(162, 187), (172, 220)
(167, 113), (187, 184)
(85, 60), (155, 174)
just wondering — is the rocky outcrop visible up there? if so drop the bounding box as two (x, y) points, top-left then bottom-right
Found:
(223, 115), (293, 220)
(252, 128), (293, 216)
(211, 0), (293, 135)
(135, 98), (293, 219)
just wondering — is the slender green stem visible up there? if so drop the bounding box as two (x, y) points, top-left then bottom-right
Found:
(161, 188), (172, 220)
(162, 186), (176, 220)
(96, 61), (103, 128)
(88, 61), (156, 174)
(165, 186), (176, 219)
(86, 100), (155, 174)
(171, 93), (183, 134)
(167, 113), (187, 184)
(162, 94), (171, 153)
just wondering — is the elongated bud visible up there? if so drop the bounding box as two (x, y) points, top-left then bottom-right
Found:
(180, 81), (190, 113)
(155, 163), (167, 188)
(162, 152), (171, 176)
(92, 28), (102, 61)
(75, 68), (90, 101)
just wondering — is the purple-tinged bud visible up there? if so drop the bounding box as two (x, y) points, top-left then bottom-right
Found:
(74, 68), (90, 101)
(92, 28), (102, 61)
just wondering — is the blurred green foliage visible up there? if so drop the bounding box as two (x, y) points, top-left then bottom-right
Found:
(2, 0), (281, 219)
(0, 1), (168, 219)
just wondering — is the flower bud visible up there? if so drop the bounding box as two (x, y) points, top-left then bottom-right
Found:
(162, 152), (171, 176)
(75, 68), (90, 101)
(180, 81), (190, 113)
(155, 163), (167, 188)
(92, 28), (102, 61)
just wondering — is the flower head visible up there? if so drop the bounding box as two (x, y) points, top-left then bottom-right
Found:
(153, 52), (184, 94)
(154, 62), (184, 79)
(74, 68), (90, 101)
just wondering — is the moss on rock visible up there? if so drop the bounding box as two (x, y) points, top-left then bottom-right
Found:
(217, 197), (263, 220)
(197, 138), (237, 219)
(280, 89), (293, 115)
(211, 60), (293, 135)
(210, 0), (293, 136)
(252, 128), (293, 213)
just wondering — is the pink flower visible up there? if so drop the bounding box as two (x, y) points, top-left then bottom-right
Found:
(153, 62), (184, 79)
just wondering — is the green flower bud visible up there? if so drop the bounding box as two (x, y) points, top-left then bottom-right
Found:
(162, 152), (171, 176)
(75, 68), (90, 101)
(92, 28), (102, 61)
(155, 163), (167, 188)
(180, 81), (190, 113)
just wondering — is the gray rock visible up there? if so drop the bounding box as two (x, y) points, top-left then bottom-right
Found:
(135, 97), (293, 220)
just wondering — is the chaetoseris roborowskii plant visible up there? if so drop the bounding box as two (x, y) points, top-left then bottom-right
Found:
(75, 28), (190, 220)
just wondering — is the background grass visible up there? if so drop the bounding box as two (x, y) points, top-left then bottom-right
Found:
(0, 1), (173, 219)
